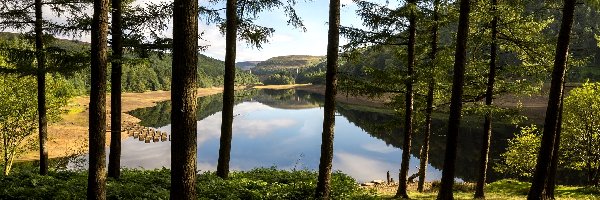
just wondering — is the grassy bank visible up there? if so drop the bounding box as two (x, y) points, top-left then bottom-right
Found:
(0, 168), (376, 200)
(374, 180), (600, 200)
(2, 168), (599, 200)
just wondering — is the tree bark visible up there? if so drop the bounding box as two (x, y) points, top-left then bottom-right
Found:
(437, 0), (470, 199)
(527, 0), (575, 199)
(217, 0), (237, 179)
(108, 0), (123, 179)
(475, 0), (498, 198)
(34, 0), (48, 176)
(87, 0), (109, 198)
(315, 0), (339, 199)
(544, 82), (565, 200)
(170, 0), (198, 198)
(396, 0), (417, 198)
(418, 0), (439, 192)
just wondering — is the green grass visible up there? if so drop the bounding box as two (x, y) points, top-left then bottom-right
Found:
(0, 167), (377, 200)
(2, 168), (599, 200)
(379, 180), (600, 200)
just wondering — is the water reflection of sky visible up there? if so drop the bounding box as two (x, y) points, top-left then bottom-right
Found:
(109, 101), (444, 183)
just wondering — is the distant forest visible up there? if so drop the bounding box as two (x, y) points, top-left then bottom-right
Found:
(0, 32), (260, 94)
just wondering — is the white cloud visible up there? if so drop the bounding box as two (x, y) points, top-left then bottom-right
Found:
(234, 118), (297, 138)
(361, 142), (398, 154)
(334, 151), (397, 183)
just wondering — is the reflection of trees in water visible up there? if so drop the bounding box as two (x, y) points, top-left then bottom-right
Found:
(335, 104), (517, 182)
(130, 89), (324, 127)
(252, 89), (322, 109)
(129, 90), (259, 128)
(128, 89), (569, 183)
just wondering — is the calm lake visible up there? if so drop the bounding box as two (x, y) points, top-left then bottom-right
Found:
(78, 89), (523, 183)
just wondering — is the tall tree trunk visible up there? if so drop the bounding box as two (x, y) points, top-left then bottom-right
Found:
(108, 0), (123, 179)
(170, 0), (198, 198)
(88, 0), (109, 198)
(544, 82), (566, 200)
(34, 0), (48, 176)
(315, 0), (339, 198)
(396, 0), (417, 198)
(437, 0), (470, 199)
(217, 0), (237, 179)
(418, 0), (439, 192)
(475, 0), (498, 198)
(527, 0), (575, 199)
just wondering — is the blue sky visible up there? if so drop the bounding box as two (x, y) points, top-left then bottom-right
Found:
(39, 0), (394, 62)
(199, 0), (368, 61)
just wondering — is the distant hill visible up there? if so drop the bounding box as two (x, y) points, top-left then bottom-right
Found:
(254, 55), (324, 71)
(236, 61), (262, 70)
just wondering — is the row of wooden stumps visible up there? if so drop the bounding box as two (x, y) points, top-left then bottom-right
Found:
(107, 121), (170, 143)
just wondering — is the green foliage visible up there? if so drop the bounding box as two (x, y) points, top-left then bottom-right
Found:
(0, 168), (375, 199)
(252, 55), (324, 76)
(561, 82), (600, 184)
(495, 125), (541, 179)
(0, 75), (72, 175)
(296, 61), (326, 85)
(263, 73), (295, 85)
(498, 82), (600, 184)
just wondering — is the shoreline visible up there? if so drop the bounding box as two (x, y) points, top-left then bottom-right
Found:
(18, 84), (550, 161)
(19, 87), (224, 161)
(17, 85), (320, 161)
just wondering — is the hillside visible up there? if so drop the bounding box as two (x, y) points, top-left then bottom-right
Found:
(0, 32), (260, 93)
(236, 61), (262, 70)
(253, 55), (324, 72)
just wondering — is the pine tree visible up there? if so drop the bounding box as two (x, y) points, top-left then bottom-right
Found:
(214, 0), (305, 179)
(437, 0), (470, 198)
(217, 0), (237, 179)
(315, 0), (339, 198)
(474, 0), (498, 198)
(107, 0), (123, 179)
(170, 0), (198, 198)
(396, 0), (417, 198)
(528, 0), (576, 199)
(418, 0), (440, 192)
(87, 0), (109, 198)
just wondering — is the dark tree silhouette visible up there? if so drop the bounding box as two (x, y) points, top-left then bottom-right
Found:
(217, 0), (238, 179)
(527, 0), (575, 199)
(315, 0), (339, 198)
(545, 82), (566, 199)
(87, 0), (109, 198)
(170, 0), (198, 198)
(437, 0), (471, 199)
(418, 0), (439, 192)
(475, 0), (498, 198)
(108, 0), (123, 179)
(396, 0), (417, 198)
(34, 0), (48, 176)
